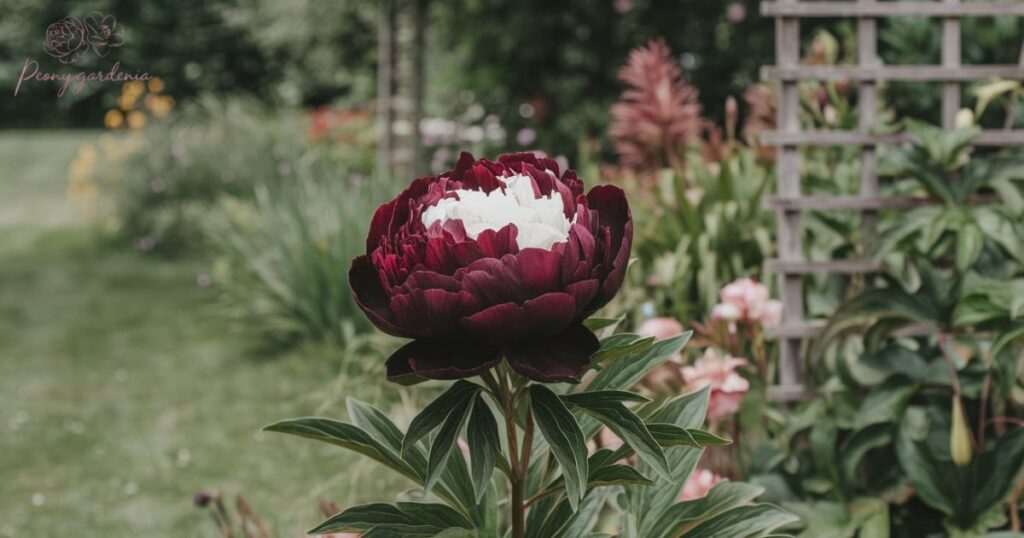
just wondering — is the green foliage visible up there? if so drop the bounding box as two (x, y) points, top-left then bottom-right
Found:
(614, 146), (774, 323)
(113, 95), (375, 252)
(267, 326), (796, 536)
(764, 123), (1024, 537)
(203, 174), (386, 347)
(0, 0), (376, 127)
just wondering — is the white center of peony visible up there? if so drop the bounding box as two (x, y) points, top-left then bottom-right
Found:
(421, 174), (571, 250)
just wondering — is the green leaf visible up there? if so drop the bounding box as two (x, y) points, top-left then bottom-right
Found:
(854, 377), (915, 430)
(309, 501), (473, 535)
(466, 394), (499, 501)
(684, 504), (799, 538)
(646, 481), (765, 537)
(564, 397), (671, 482)
(425, 394), (476, 494)
(584, 315), (624, 331)
(264, 418), (417, 481)
(647, 423), (731, 448)
(404, 381), (481, 455)
(592, 334), (656, 364)
(563, 390), (651, 406)
(955, 220), (983, 273)
(647, 386), (711, 429)
(347, 398), (405, 453)
(529, 385), (589, 511)
(839, 424), (893, 489)
(588, 332), (692, 392)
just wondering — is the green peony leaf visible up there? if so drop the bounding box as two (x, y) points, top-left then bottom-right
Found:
(588, 332), (692, 392)
(309, 501), (473, 536)
(529, 384), (589, 512)
(466, 394), (500, 501)
(565, 396), (671, 482)
(264, 418), (418, 481)
(425, 394), (476, 495)
(403, 381), (482, 456)
(646, 423), (731, 448)
(683, 503), (799, 538)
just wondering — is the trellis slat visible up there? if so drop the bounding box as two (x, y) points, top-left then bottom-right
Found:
(765, 258), (883, 274)
(774, 0), (805, 391)
(760, 0), (1021, 401)
(762, 1), (1024, 17)
(759, 130), (1024, 146)
(762, 64), (1024, 81)
(763, 194), (1000, 211)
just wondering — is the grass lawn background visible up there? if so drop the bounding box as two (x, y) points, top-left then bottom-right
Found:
(0, 131), (411, 536)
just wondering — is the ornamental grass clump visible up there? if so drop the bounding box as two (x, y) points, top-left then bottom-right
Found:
(266, 152), (796, 537)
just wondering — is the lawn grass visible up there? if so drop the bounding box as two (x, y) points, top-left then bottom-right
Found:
(0, 131), (413, 536)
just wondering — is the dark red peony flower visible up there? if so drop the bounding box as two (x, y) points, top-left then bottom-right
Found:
(350, 152), (632, 384)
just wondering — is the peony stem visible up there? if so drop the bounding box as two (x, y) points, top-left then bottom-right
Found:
(495, 368), (527, 538)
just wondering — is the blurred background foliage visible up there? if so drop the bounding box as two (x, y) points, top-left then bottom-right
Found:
(5, 0), (1024, 535)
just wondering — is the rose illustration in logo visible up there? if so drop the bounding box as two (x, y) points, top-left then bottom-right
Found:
(84, 12), (124, 57)
(43, 16), (87, 64)
(42, 13), (123, 63)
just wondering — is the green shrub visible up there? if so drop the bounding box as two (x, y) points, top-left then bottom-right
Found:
(205, 171), (395, 348)
(113, 95), (374, 252)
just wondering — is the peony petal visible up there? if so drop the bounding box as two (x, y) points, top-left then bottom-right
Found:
(585, 185), (632, 312)
(390, 288), (480, 339)
(387, 340), (501, 383)
(460, 292), (576, 346)
(565, 279), (600, 316)
(506, 323), (598, 383)
(510, 248), (563, 297)
(349, 255), (414, 338)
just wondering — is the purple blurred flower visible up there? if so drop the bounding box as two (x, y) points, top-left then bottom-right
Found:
(516, 128), (537, 146)
(727, 3), (747, 23)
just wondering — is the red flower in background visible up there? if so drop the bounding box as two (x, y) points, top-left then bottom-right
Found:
(350, 152), (632, 383)
(609, 39), (702, 172)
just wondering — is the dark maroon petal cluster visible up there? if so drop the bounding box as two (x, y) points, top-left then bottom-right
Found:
(350, 152), (632, 384)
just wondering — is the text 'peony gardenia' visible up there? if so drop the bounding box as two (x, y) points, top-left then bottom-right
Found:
(350, 152), (632, 384)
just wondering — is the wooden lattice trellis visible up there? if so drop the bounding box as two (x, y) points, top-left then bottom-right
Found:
(760, 0), (1024, 401)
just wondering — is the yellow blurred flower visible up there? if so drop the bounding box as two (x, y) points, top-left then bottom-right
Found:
(127, 110), (147, 130)
(67, 144), (100, 218)
(118, 94), (137, 111)
(123, 80), (145, 98)
(148, 95), (174, 118)
(104, 109), (124, 129)
(147, 77), (164, 93)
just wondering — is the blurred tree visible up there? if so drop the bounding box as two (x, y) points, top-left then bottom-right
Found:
(0, 0), (377, 127)
(434, 0), (774, 159)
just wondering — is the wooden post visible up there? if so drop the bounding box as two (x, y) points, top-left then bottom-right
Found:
(376, 0), (398, 179)
(942, 0), (962, 128)
(410, 0), (429, 176)
(858, 1), (879, 248)
(775, 0), (804, 391)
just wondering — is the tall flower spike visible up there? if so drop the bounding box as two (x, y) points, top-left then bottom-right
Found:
(609, 39), (702, 172)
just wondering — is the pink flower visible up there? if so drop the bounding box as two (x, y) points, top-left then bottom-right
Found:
(710, 302), (741, 322)
(679, 468), (722, 501)
(598, 427), (623, 452)
(682, 349), (749, 420)
(718, 278), (782, 326)
(637, 317), (685, 341)
(638, 317), (687, 388)
(760, 300), (783, 328)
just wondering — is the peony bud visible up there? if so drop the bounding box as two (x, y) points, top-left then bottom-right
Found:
(955, 108), (975, 129)
(950, 396), (973, 467)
